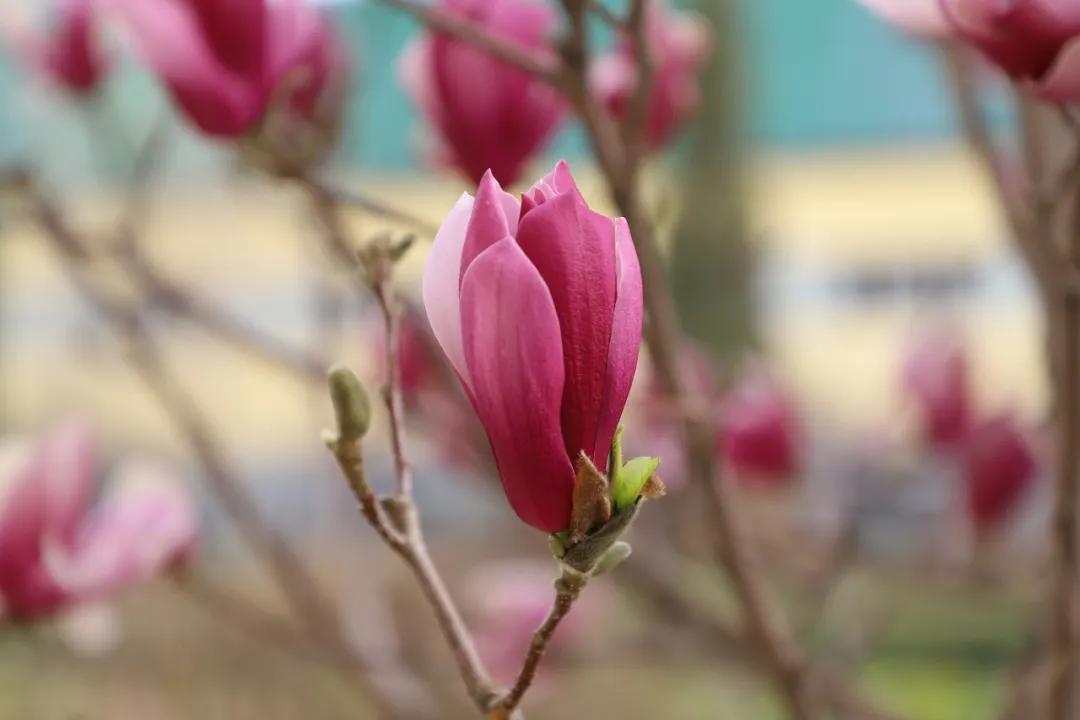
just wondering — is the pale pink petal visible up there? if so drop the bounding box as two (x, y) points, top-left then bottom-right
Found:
(45, 457), (197, 602)
(1039, 34), (1080, 100)
(422, 192), (476, 387)
(460, 238), (576, 532)
(39, 420), (96, 544)
(857, 0), (951, 37)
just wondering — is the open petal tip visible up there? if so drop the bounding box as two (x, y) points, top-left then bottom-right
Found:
(422, 192), (476, 387)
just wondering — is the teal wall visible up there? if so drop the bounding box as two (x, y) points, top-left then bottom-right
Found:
(0, 0), (960, 171)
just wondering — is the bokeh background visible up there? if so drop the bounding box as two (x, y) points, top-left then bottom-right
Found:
(0, 0), (1051, 718)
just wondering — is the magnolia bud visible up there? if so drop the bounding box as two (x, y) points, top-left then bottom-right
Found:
(328, 365), (371, 442)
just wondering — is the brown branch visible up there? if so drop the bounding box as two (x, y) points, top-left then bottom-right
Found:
(621, 0), (655, 170)
(315, 188), (502, 714)
(119, 244), (329, 381)
(1047, 158), (1080, 720)
(489, 569), (588, 718)
(937, 42), (1061, 303)
(12, 172), (410, 720)
(375, 0), (561, 84)
(327, 184), (440, 237)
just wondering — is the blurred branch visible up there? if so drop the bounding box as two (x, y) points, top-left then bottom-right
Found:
(324, 183), (439, 237)
(316, 197), (503, 714)
(375, 0), (560, 83)
(9, 170), (427, 720)
(1048, 141), (1080, 720)
(938, 40), (1080, 720)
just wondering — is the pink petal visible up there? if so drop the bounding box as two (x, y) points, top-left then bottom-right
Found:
(963, 414), (1037, 529)
(0, 436), (47, 584)
(857, 0), (951, 37)
(417, 0), (564, 185)
(515, 191), (618, 467)
(184, 0), (266, 78)
(1039, 35), (1080, 100)
(521, 159), (579, 216)
(593, 218), (643, 466)
(264, 0), (332, 107)
(399, 37), (443, 126)
(460, 238), (575, 532)
(45, 458), (197, 603)
(422, 192), (476, 387)
(459, 170), (520, 285)
(108, 0), (262, 135)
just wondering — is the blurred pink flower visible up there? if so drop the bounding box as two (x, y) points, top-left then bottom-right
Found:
(719, 371), (802, 486)
(5, 0), (109, 95)
(902, 329), (971, 449)
(110, 0), (343, 137)
(855, 0), (952, 37)
(0, 422), (197, 623)
(591, 0), (711, 151)
(941, 0), (1080, 100)
(399, 0), (565, 186)
(962, 413), (1037, 531)
(466, 560), (609, 686)
(422, 161), (643, 532)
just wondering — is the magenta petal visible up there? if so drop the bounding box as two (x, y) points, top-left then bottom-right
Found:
(460, 238), (575, 532)
(593, 219), (643, 464)
(516, 192), (618, 467)
(459, 171), (519, 285)
(110, 0), (261, 136)
(186, 0), (266, 79)
(0, 438), (49, 584)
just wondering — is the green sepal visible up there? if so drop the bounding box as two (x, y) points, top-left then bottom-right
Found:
(608, 425), (625, 476)
(592, 541), (632, 575)
(611, 456), (660, 513)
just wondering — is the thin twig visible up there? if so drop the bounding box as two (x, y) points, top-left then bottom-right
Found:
(373, 275), (415, 497)
(376, 0), (561, 84)
(14, 173), (405, 719)
(622, 0), (655, 168)
(1047, 160), (1080, 720)
(937, 42), (1059, 302)
(315, 189), (501, 714)
(489, 570), (588, 718)
(328, 184), (440, 237)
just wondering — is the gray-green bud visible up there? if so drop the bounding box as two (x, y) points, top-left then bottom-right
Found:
(328, 365), (371, 442)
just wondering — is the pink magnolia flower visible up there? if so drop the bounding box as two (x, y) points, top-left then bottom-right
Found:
(0, 422), (197, 623)
(399, 0), (565, 186)
(110, 0), (344, 137)
(941, 0), (1080, 100)
(590, 0), (711, 150)
(6, 0), (109, 95)
(718, 372), (802, 486)
(422, 161), (643, 532)
(902, 330), (971, 448)
(856, 0), (952, 37)
(961, 413), (1036, 531)
(466, 560), (609, 685)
